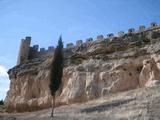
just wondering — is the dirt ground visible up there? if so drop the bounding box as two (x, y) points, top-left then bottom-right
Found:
(1, 86), (160, 120)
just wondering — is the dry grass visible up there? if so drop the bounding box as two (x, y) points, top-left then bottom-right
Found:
(1, 86), (160, 120)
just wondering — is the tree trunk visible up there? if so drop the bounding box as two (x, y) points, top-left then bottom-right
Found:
(50, 93), (55, 118)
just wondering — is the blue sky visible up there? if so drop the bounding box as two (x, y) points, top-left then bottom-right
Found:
(0, 0), (160, 100)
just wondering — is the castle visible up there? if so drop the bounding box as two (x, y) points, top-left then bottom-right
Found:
(6, 22), (160, 113)
(17, 22), (160, 65)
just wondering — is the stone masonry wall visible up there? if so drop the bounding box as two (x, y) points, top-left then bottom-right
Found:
(17, 22), (160, 64)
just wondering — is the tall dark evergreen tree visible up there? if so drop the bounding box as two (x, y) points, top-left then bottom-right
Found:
(49, 36), (63, 117)
(0, 99), (4, 105)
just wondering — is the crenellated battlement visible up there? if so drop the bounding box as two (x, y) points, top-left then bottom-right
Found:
(139, 25), (146, 31)
(17, 22), (160, 65)
(76, 40), (83, 46)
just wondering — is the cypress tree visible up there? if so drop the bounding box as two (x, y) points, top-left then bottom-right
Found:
(49, 36), (63, 117)
(0, 99), (4, 105)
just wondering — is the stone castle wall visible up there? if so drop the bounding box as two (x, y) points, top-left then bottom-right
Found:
(17, 22), (160, 65)
(28, 45), (54, 60)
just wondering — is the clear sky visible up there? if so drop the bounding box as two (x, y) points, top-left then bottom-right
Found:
(0, 0), (160, 100)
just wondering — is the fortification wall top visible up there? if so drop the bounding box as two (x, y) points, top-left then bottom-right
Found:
(107, 33), (114, 38)
(139, 25), (146, 31)
(97, 35), (104, 40)
(128, 28), (135, 33)
(76, 40), (83, 46)
(86, 38), (93, 42)
(19, 22), (160, 62)
(28, 45), (55, 60)
(117, 31), (125, 37)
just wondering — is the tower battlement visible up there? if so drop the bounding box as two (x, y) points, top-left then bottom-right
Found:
(17, 37), (31, 65)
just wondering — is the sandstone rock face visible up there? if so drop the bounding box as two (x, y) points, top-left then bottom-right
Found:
(139, 54), (160, 87)
(5, 29), (160, 112)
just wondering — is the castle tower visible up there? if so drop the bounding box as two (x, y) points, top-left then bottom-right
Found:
(17, 36), (31, 65)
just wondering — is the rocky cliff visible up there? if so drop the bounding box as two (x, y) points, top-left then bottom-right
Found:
(5, 26), (160, 112)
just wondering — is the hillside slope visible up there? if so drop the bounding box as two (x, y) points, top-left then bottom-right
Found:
(1, 86), (160, 120)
